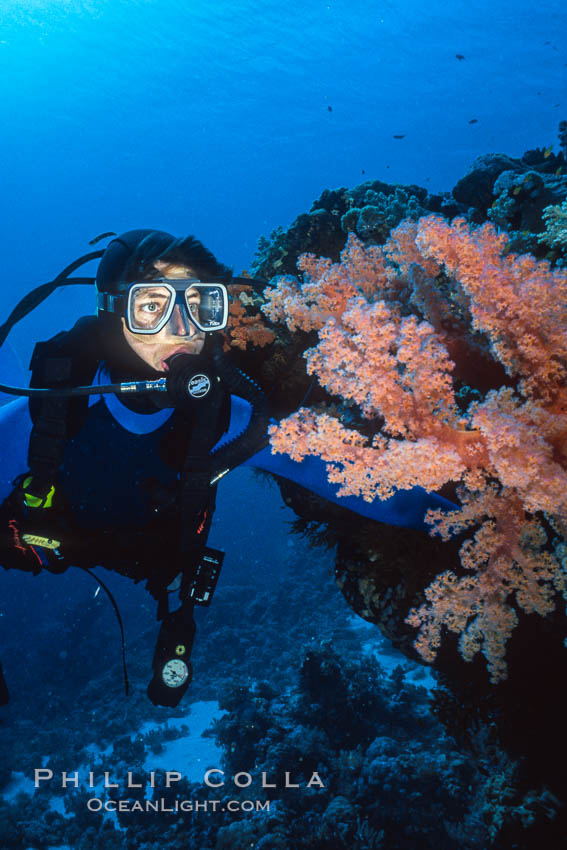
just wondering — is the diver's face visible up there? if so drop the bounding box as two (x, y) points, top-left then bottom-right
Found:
(122, 262), (206, 372)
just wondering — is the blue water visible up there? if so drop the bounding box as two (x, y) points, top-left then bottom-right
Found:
(0, 0), (564, 364)
(0, 4), (565, 846)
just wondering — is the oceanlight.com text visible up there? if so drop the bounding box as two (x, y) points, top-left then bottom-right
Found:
(86, 797), (271, 814)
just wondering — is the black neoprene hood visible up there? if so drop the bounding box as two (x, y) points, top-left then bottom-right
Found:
(95, 229), (176, 297)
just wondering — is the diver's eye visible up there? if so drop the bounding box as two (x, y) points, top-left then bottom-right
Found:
(188, 302), (199, 315)
(141, 302), (160, 313)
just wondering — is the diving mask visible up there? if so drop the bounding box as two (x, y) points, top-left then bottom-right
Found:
(98, 279), (229, 334)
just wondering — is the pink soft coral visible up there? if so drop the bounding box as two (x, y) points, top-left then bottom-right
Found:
(262, 236), (389, 332)
(264, 217), (567, 682)
(416, 216), (567, 400)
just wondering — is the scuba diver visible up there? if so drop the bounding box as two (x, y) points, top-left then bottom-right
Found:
(0, 229), (273, 707)
(0, 228), (455, 709)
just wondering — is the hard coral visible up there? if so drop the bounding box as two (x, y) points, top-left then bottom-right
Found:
(264, 217), (567, 682)
(539, 200), (567, 253)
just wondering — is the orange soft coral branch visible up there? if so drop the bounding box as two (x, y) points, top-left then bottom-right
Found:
(471, 388), (567, 519)
(306, 299), (461, 437)
(384, 219), (442, 280)
(262, 233), (390, 332)
(269, 410), (466, 501)
(410, 487), (567, 682)
(416, 216), (567, 400)
(261, 275), (319, 332)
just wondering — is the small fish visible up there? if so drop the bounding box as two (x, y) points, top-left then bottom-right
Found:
(89, 231), (116, 246)
(361, 169), (366, 174)
(468, 118), (478, 124)
(393, 134), (405, 139)
(513, 186), (522, 196)
(556, 166), (563, 176)
(94, 586), (101, 598)
(327, 105), (333, 112)
(456, 53), (465, 60)
(543, 146), (553, 158)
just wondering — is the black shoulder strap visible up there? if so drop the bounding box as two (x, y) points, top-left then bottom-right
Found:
(27, 316), (101, 490)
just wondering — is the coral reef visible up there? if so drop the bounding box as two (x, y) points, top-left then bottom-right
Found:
(264, 217), (567, 683)
(487, 169), (567, 255)
(5, 131), (567, 850)
(251, 179), (465, 284)
(0, 559), (506, 850)
(206, 646), (487, 850)
(1, 452), (564, 848)
(241, 123), (567, 415)
(340, 185), (428, 243)
(452, 132), (566, 224)
(252, 122), (567, 291)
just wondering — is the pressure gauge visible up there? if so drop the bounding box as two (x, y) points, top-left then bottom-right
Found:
(162, 658), (189, 688)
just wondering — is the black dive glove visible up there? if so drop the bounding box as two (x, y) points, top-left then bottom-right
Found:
(1, 475), (70, 574)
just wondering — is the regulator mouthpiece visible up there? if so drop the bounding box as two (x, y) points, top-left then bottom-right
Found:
(164, 353), (215, 407)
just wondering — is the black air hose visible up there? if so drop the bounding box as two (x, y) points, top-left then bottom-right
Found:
(210, 350), (271, 482)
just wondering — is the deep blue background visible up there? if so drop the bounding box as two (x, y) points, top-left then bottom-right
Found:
(0, 0), (565, 366)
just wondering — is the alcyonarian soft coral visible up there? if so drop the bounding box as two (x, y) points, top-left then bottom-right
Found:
(263, 217), (567, 682)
